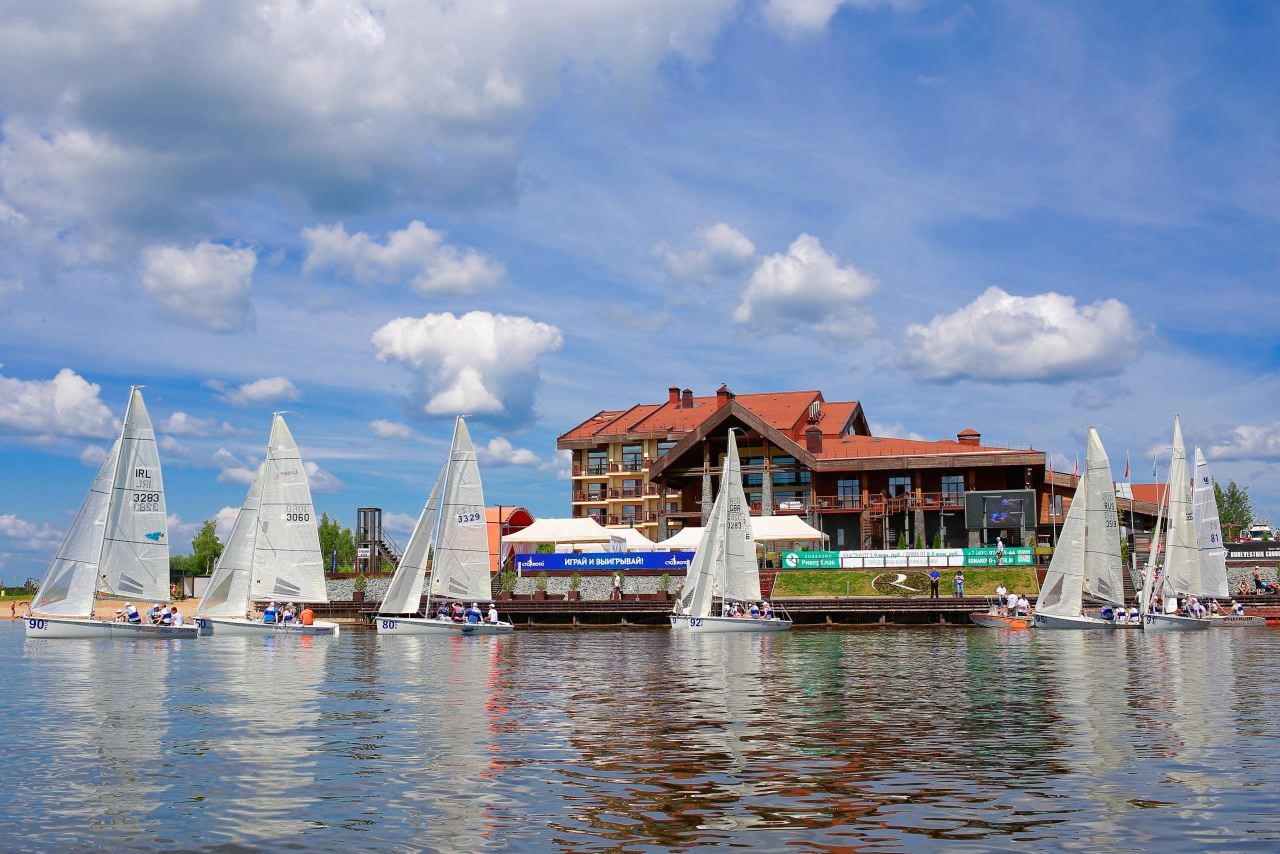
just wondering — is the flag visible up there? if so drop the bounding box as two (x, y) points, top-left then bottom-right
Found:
(1152, 455), (1158, 478)
(1073, 454), (1079, 477)
(1047, 453), (1053, 477)
(1124, 451), (1130, 481)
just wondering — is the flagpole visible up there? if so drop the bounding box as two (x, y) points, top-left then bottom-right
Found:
(1126, 450), (1136, 580)
(1048, 453), (1058, 547)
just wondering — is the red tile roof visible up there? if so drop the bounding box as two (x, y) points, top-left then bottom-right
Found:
(558, 410), (626, 442)
(812, 433), (1024, 460)
(1129, 484), (1167, 506)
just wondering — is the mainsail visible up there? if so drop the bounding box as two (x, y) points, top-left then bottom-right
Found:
(679, 482), (725, 619)
(428, 417), (492, 603)
(1163, 416), (1199, 596)
(1036, 469), (1087, 618)
(1192, 447), (1228, 598)
(98, 388), (170, 602)
(198, 463), (265, 617)
(1082, 428), (1124, 605)
(251, 414), (328, 603)
(31, 439), (120, 616)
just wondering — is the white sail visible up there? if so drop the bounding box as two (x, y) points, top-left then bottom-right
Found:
(1139, 476), (1168, 615)
(251, 414), (328, 603)
(31, 439), (120, 616)
(1163, 416), (1198, 595)
(98, 389), (170, 602)
(1082, 428), (1124, 605)
(1037, 469), (1087, 617)
(429, 417), (492, 603)
(718, 431), (761, 603)
(379, 462), (446, 615)
(679, 483), (725, 619)
(1192, 447), (1228, 598)
(198, 462), (265, 617)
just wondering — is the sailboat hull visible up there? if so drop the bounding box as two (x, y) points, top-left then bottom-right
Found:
(376, 616), (514, 635)
(24, 616), (198, 639)
(194, 616), (339, 637)
(669, 615), (792, 633)
(1033, 613), (1114, 630)
(1208, 615), (1267, 627)
(970, 613), (1033, 629)
(1143, 613), (1209, 631)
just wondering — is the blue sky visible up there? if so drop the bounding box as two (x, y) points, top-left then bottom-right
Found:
(1, 1), (1278, 584)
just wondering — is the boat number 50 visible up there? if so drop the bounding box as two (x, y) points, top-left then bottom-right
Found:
(381, 620), (397, 630)
(28, 619), (47, 631)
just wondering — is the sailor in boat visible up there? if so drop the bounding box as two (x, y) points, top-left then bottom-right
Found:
(763, 601), (774, 619)
(113, 609), (125, 622)
(300, 606), (314, 626)
(263, 602), (278, 624)
(124, 603), (142, 624)
(170, 606), (185, 627)
(466, 603), (482, 624)
(1127, 604), (1139, 622)
(1100, 605), (1115, 622)
(436, 603), (450, 621)
(282, 603), (296, 625)
(1232, 600), (1245, 616)
(450, 601), (465, 622)
(749, 602), (760, 619)
(487, 604), (499, 624)
(1115, 606), (1128, 625)
(159, 607), (173, 626)
(1015, 596), (1030, 617)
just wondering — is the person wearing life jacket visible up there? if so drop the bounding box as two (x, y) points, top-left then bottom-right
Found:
(450, 602), (465, 622)
(124, 603), (142, 624)
(749, 602), (761, 619)
(299, 607), (314, 626)
(263, 602), (278, 624)
(1232, 599), (1245, 616)
(282, 603), (296, 624)
(466, 603), (482, 623)
(159, 607), (173, 626)
(437, 603), (450, 621)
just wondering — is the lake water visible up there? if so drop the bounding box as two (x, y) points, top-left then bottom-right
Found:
(4, 621), (1280, 851)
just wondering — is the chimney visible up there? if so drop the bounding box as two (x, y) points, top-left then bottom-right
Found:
(805, 426), (823, 453)
(957, 428), (981, 447)
(716, 383), (733, 408)
(681, 388), (693, 409)
(668, 386), (680, 405)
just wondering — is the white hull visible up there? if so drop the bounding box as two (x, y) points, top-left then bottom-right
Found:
(1208, 615), (1268, 627)
(1143, 613), (1210, 631)
(195, 616), (339, 637)
(25, 615), (198, 639)
(670, 615), (792, 633)
(1033, 613), (1114, 631)
(375, 616), (514, 635)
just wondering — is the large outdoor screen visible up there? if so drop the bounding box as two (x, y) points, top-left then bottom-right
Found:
(964, 489), (1035, 531)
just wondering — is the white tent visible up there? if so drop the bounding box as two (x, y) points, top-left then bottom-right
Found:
(503, 517), (613, 545)
(657, 515), (827, 549)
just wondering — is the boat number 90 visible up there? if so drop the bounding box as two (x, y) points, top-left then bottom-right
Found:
(689, 618), (702, 627)
(456, 512), (481, 523)
(28, 619), (47, 631)
(381, 620), (397, 630)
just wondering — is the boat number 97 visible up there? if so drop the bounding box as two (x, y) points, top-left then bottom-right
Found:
(381, 620), (397, 630)
(133, 493), (162, 512)
(456, 512), (481, 523)
(28, 619), (47, 631)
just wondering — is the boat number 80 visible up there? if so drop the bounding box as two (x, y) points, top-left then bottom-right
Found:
(381, 620), (397, 630)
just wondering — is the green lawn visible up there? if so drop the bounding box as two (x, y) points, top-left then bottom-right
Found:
(772, 567), (1039, 598)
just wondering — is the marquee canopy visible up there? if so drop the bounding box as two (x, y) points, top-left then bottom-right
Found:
(656, 514), (827, 548)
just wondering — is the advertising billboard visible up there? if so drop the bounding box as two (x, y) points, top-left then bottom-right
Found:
(515, 552), (695, 573)
(964, 489), (1035, 531)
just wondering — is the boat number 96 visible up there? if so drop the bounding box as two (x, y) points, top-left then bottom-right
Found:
(381, 620), (397, 630)
(689, 618), (702, 627)
(28, 619), (47, 631)
(456, 512), (481, 523)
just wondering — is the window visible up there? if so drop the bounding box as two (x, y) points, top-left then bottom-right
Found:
(621, 444), (644, 470)
(621, 478), (642, 498)
(657, 440), (677, 458)
(836, 478), (859, 497)
(621, 504), (640, 522)
(772, 455), (811, 486)
(888, 476), (911, 497)
(587, 449), (607, 475)
(836, 528), (846, 547)
(586, 507), (605, 521)
(666, 501), (680, 513)
(586, 482), (605, 500)
(741, 456), (764, 488)
(1053, 494), (1064, 516)
(941, 475), (964, 496)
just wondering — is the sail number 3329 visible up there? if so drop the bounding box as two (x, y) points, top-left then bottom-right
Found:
(456, 511), (482, 523)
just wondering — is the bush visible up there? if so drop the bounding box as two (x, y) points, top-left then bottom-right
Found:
(500, 569), (518, 593)
(568, 571), (582, 591)
(535, 571), (549, 592)
(933, 531), (943, 548)
(353, 574), (367, 592)
(896, 532), (907, 549)
(658, 572), (671, 592)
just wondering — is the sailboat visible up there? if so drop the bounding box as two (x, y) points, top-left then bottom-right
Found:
(670, 429), (791, 633)
(1139, 416), (1209, 631)
(194, 413), (339, 636)
(376, 416), (513, 635)
(1034, 427), (1125, 630)
(1191, 447), (1262, 626)
(25, 387), (197, 639)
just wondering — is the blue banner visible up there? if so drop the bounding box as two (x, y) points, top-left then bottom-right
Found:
(515, 552), (694, 573)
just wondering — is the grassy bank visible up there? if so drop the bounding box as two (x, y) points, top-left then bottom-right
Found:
(772, 567), (1039, 598)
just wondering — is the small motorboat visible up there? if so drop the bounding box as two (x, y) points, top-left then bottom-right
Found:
(970, 610), (1033, 629)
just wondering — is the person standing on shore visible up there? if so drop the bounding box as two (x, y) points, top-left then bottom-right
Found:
(953, 570), (965, 597)
(929, 569), (941, 598)
(612, 572), (622, 601)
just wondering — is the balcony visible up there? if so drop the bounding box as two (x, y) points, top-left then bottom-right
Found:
(815, 494), (863, 511)
(572, 462), (610, 477)
(610, 457), (652, 474)
(749, 500), (809, 515)
(863, 491), (967, 519)
(572, 490), (608, 504)
(605, 512), (658, 526)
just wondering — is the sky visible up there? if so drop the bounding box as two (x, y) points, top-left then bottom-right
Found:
(1, 1), (1278, 584)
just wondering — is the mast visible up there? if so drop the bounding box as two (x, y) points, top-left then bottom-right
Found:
(93, 387), (139, 616)
(1139, 474), (1169, 631)
(424, 415), (462, 615)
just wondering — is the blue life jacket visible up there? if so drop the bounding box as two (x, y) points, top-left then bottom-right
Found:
(126, 608), (141, 624)
(263, 607), (277, 624)
(160, 610), (173, 625)
(466, 608), (481, 623)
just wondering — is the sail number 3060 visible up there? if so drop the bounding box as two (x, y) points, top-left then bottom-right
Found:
(285, 504), (311, 522)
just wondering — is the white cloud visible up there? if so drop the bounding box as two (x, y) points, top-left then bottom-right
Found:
(214, 506), (241, 542)
(763, 0), (916, 35)
(370, 419), (414, 440)
(733, 234), (877, 341)
(552, 449), (573, 480)
(140, 242), (256, 333)
(870, 422), (926, 442)
(213, 447), (257, 485)
(0, 2), (739, 256)
(371, 311), (563, 421)
(1206, 422), (1280, 462)
(78, 444), (108, 467)
(303, 221), (504, 296)
(0, 367), (117, 439)
(383, 512), (418, 539)
(0, 514), (63, 553)
(304, 461), (342, 494)
(166, 514), (202, 546)
(1071, 381), (1133, 411)
(902, 287), (1142, 383)
(159, 435), (205, 467)
(159, 411), (230, 437)
(221, 377), (300, 407)
(477, 437), (542, 467)
(655, 222), (756, 282)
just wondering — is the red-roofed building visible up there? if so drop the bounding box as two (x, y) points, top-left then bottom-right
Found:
(558, 384), (1060, 549)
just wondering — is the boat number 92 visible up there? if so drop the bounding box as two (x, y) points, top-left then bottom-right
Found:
(456, 512), (481, 523)
(28, 619), (47, 631)
(381, 620), (397, 630)
(133, 492), (162, 512)
(689, 618), (702, 627)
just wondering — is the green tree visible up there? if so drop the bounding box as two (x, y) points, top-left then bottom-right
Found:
(190, 519), (223, 575)
(317, 512), (356, 571)
(896, 531), (907, 549)
(1215, 480), (1253, 541)
(932, 531), (943, 548)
